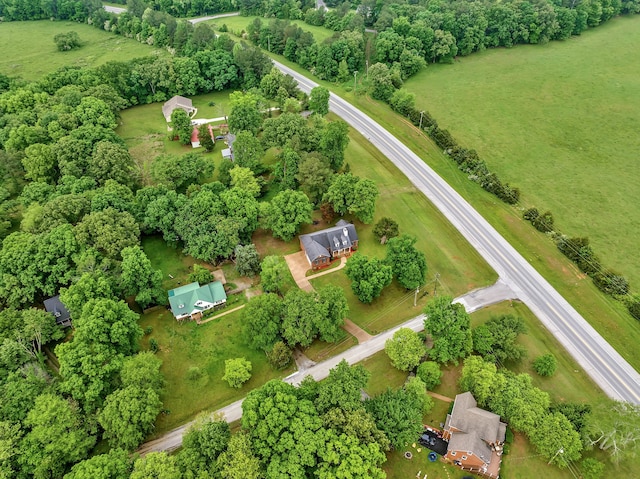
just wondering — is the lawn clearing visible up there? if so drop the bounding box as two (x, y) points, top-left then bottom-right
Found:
(207, 15), (336, 44)
(116, 91), (233, 185)
(0, 20), (165, 80)
(404, 15), (640, 288)
(140, 307), (293, 435)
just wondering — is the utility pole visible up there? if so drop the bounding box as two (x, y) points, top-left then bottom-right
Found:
(414, 287), (419, 307)
(419, 111), (425, 130)
(433, 272), (440, 296)
(354, 70), (358, 94)
(548, 448), (563, 465)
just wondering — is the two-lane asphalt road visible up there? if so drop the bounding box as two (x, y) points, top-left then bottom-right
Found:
(273, 60), (640, 404)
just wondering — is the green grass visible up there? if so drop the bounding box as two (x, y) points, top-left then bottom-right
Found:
(0, 20), (165, 81)
(404, 15), (640, 289)
(254, 46), (640, 373)
(140, 307), (293, 435)
(116, 91), (233, 184)
(208, 15), (336, 44)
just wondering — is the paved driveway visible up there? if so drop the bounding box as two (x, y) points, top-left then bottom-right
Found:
(284, 252), (313, 292)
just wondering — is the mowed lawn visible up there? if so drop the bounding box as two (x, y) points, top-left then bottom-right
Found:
(405, 15), (640, 287)
(0, 20), (165, 80)
(310, 116), (496, 333)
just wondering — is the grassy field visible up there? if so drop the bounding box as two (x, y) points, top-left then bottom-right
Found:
(0, 20), (165, 81)
(140, 237), (289, 434)
(404, 15), (640, 288)
(116, 91), (233, 184)
(257, 47), (640, 373)
(208, 15), (336, 44)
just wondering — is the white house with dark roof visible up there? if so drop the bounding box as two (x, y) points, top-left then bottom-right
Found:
(162, 95), (196, 122)
(442, 392), (506, 479)
(299, 220), (358, 270)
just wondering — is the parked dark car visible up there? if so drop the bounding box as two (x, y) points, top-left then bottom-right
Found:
(215, 135), (226, 140)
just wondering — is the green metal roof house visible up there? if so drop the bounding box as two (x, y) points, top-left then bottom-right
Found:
(168, 281), (227, 321)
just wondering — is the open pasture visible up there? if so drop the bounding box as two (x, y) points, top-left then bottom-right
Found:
(405, 15), (640, 288)
(0, 20), (165, 80)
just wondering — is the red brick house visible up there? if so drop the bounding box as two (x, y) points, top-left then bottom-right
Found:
(299, 220), (358, 270)
(443, 392), (506, 479)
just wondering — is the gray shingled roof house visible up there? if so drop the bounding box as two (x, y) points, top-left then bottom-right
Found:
(162, 95), (196, 122)
(442, 392), (506, 479)
(299, 220), (358, 270)
(43, 295), (72, 328)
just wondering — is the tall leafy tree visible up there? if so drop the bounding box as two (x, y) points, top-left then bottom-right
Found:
(423, 296), (473, 364)
(130, 452), (181, 479)
(309, 86), (330, 116)
(530, 412), (583, 467)
(98, 385), (163, 451)
(260, 255), (288, 295)
(319, 120), (349, 171)
(242, 293), (284, 352)
(385, 328), (426, 372)
(385, 235), (427, 290)
(345, 253), (393, 304)
(20, 393), (95, 478)
(120, 245), (164, 309)
(75, 208), (140, 259)
(324, 173), (378, 223)
(234, 244), (261, 277)
(178, 416), (230, 478)
(282, 289), (320, 348)
(316, 360), (370, 414)
(365, 387), (424, 449)
(64, 448), (133, 479)
(228, 90), (264, 134)
(217, 432), (263, 479)
(262, 189), (313, 241)
(472, 314), (527, 364)
(151, 153), (214, 192)
(232, 130), (264, 174)
(170, 108), (193, 145)
(316, 285), (348, 343)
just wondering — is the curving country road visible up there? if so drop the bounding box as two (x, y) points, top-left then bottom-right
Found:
(272, 60), (640, 404)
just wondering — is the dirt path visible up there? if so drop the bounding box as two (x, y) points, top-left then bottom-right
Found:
(196, 305), (245, 325)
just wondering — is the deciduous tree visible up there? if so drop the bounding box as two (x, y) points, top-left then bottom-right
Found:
(416, 361), (442, 390)
(385, 235), (427, 290)
(423, 296), (473, 364)
(262, 189), (313, 241)
(282, 289), (320, 348)
(217, 432), (263, 479)
(316, 359), (370, 414)
(309, 86), (330, 116)
(130, 452), (181, 479)
(234, 244), (261, 277)
(385, 328), (426, 371)
(120, 245), (164, 309)
(260, 255), (288, 295)
(222, 357), (252, 388)
(242, 293), (283, 351)
(365, 387), (423, 449)
(345, 253), (393, 304)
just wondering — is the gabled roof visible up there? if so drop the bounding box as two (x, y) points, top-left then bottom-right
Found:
(445, 392), (506, 463)
(162, 95), (194, 121)
(300, 220), (358, 262)
(43, 295), (71, 326)
(168, 281), (226, 318)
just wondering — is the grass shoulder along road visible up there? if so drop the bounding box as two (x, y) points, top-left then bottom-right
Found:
(0, 20), (165, 81)
(405, 15), (640, 289)
(256, 49), (640, 373)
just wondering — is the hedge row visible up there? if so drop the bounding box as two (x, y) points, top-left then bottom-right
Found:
(522, 209), (638, 318)
(395, 104), (520, 205)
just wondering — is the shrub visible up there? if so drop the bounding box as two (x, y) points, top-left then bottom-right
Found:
(626, 295), (640, 320)
(149, 338), (159, 353)
(592, 270), (629, 296)
(533, 353), (557, 376)
(580, 458), (605, 479)
(222, 358), (252, 388)
(54, 32), (81, 51)
(144, 326), (153, 335)
(523, 207), (539, 222)
(186, 366), (203, 381)
(267, 341), (292, 370)
(532, 210), (554, 233)
(416, 361), (442, 390)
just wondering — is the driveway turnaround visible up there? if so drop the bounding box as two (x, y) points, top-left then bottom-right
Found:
(273, 60), (640, 404)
